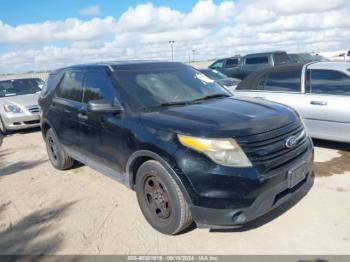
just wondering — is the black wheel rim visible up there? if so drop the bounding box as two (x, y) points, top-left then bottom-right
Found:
(143, 176), (171, 220)
(47, 135), (59, 163)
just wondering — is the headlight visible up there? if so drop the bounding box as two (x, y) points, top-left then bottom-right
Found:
(177, 135), (252, 167)
(3, 104), (23, 113)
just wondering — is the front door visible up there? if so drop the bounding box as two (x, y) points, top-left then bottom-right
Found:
(302, 69), (350, 142)
(79, 68), (125, 177)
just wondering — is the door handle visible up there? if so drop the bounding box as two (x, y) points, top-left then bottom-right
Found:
(310, 101), (327, 106)
(78, 113), (88, 121)
(64, 109), (72, 114)
(254, 97), (266, 100)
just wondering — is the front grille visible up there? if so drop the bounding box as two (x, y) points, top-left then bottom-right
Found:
(236, 121), (309, 174)
(26, 105), (39, 114)
(23, 120), (40, 125)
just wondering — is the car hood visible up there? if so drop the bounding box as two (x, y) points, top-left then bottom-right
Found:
(0, 93), (39, 108)
(140, 97), (299, 138)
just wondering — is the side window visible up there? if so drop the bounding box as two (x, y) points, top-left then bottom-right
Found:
(224, 58), (239, 68)
(347, 51), (350, 56)
(56, 71), (84, 102)
(245, 56), (269, 65)
(273, 52), (290, 65)
(83, 70), (116, 103)
(264, 70), (301, 92)
(210, 60), (224, 69)
(310, 70), (350, 96)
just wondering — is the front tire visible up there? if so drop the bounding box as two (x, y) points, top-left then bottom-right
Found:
(45, 128), (74, 170)
(0, 116), (8, 135)
(135, 160), (193, 235)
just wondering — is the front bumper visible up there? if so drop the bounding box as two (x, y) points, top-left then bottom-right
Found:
(176, 141), (314, 228)
(2, 112), (40, 130)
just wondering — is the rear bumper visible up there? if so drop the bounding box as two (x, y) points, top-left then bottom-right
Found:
(2, 113), (40, 130)
(186, 145), (314, 228)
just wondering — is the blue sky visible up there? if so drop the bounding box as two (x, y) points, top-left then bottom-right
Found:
(0, 0), (349, 73)
(0, 0), (202, 25)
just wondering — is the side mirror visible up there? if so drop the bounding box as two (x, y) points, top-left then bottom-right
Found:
(87, 99), (123, 114)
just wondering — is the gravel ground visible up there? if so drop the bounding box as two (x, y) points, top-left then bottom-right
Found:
(0, 128), (349, 255)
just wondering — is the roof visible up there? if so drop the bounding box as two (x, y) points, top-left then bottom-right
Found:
(55, 61), (187, 72)
(307, 61), (350, 71)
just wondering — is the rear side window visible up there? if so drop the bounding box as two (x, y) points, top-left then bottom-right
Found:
(83, 70), (116, 103)
(348, 50), (350, 56)
(273, 52), (290, 65)
(225, 58), (239, 68)
(56, 71), (84, 102)
(245, 56), (268, 65)
(310, 70), (350, 96)
(264, 70), (301, 92)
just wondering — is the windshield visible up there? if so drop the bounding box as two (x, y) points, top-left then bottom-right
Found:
(0, 79), (42, 97)
(298, 53), (315, 62)
(199, 69), (227, 80)
(113, 65), (230, 110)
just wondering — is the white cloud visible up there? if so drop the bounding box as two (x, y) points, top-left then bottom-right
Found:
(0, 0), (350, 73)
(0, 17), (117, 44)
(79, 5), (101, 16)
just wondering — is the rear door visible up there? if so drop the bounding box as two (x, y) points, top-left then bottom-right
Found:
(52, 69), (85, 155)
(302, 69), (350, 142)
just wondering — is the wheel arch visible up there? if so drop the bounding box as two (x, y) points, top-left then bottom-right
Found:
(125, 150), (193, 205)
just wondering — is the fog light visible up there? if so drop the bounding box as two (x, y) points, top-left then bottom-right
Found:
(232, 212), (246, 224)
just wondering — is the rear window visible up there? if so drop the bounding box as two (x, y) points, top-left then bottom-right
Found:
(245, 56), (269, 65)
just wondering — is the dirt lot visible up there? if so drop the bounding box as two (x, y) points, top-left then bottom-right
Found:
(0, 128), (350, 255)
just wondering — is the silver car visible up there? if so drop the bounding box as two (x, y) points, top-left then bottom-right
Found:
(233, 62), (350, 143)
(0, 78), (42, 134)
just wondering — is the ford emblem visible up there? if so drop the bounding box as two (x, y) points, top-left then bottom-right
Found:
(285, 136), (298, 148)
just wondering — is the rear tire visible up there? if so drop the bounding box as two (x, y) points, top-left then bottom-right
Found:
(45, 128), (74, 170)
(135, 160), (193, 235)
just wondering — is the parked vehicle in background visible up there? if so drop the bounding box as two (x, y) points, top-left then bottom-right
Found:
(39, 61), (313, 235)
(312, 54), (330, 62)
(345, 50), (350, 61)
(210, 51), (291, 80)
(209, 56), (241, 78)
(0, 78), (41, 134)
(233, 62), (350, 143)
(198, 68), (241, 92)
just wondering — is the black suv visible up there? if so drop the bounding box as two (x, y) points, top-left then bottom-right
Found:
(39, 61), (314, 235)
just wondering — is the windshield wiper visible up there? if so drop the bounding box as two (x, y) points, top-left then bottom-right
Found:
(138, 100), (192, 111)
(192, 93), (230, 102)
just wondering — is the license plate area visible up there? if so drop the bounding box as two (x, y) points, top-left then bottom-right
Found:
(288, 163), (307, 189)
